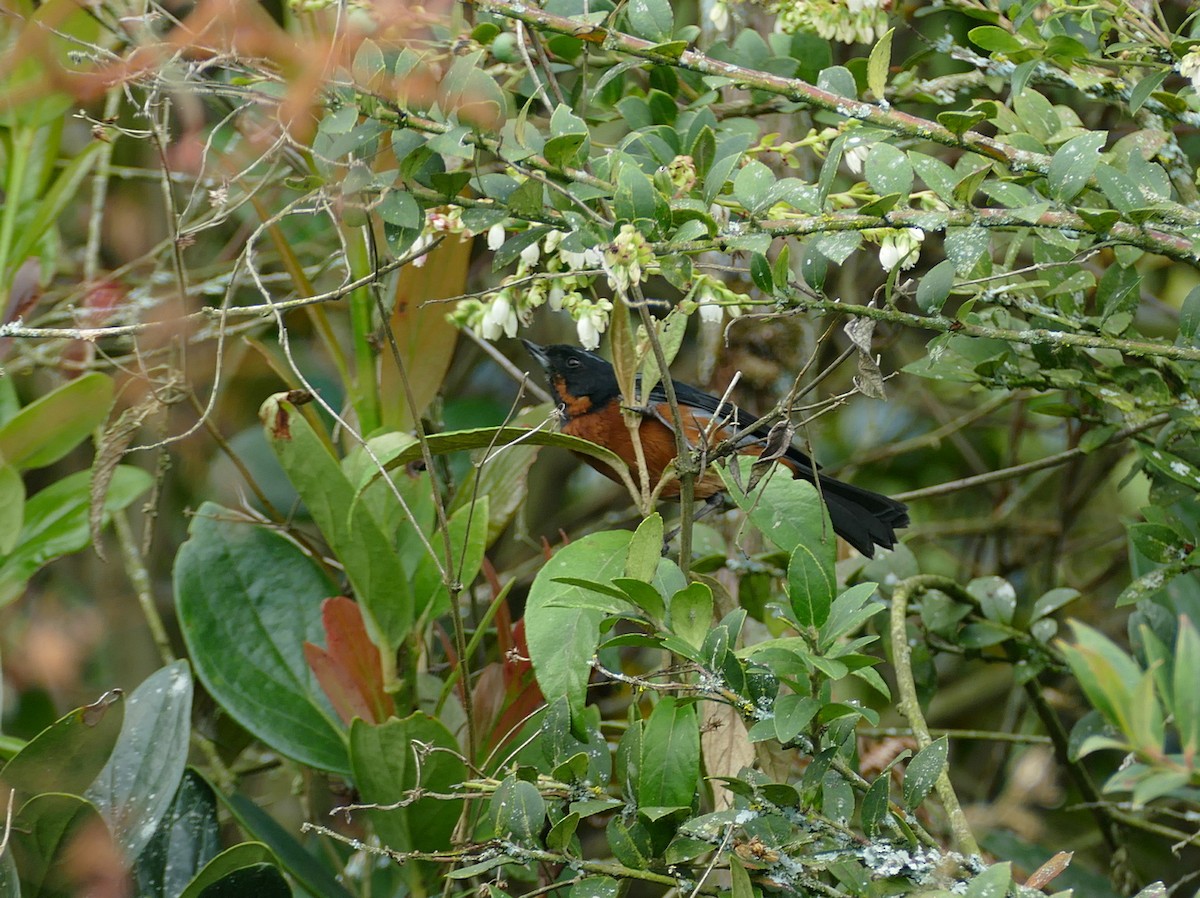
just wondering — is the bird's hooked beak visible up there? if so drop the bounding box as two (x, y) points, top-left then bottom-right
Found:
(521, 339), (550, 369)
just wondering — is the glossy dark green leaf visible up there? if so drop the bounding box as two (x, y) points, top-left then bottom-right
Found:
(860, 773), (891, 837)
(134, 770), (221, 898)
(1129, 523), (1184, 565)
(196, 864), (289, 898)
(638, 697), (699, 810)
(220, 790), (353, 898)
(902, 736), (948, 810)
(916, 259), (956, 314)
(0, 376), (108, 472)
(174, 503), (349, 773)
(787, 541), (835, 629)
(491, 776), (547, 844)
(11, 793), (105, 896)
(179, 844), (279, 898)
(261, 394), (411, 654)
(349, 714), (466, 853)
(1, 690), (123, 797)
(750, 253), (774, 292)
(772, 694), (819, 745)
(1048, 132), (1105, 202)
(86, 661), (192, 861)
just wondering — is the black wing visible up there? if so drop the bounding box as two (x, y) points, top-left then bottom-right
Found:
(642, 377), (818, 473)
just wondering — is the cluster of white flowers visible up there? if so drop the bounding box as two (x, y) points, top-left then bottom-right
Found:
(773, 0), (891, 44)
(688, 273), (750, 324)
(408, 206), (468, 268)
(603, 224), (655, 294)
(876, 227), (925, 271)
(453, 219), (618, 349)
(1179, 49), (1200, 93)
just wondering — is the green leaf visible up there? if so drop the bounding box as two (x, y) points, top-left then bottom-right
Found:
(11, 793), (105, 896)
(944, 227), (990, 274)
(730, 855), (754, 898)
(0, 463), (22, 555)
(787, 541), (835, 629)
(12, 140), (104, 266)
(1059, 621), (1141, 732)
(965, 862), (1012, 898)
(412, 497), (489, 619)
(626, 513), (664, 582)
(867, 28), (893, 100)
(1129, 523), (1184, 564)
(936, 109), (984, 136)
(86, 661), (192, 861)
(350, 714), (466, 853)
(733, 159), (775, 214)
(861, 773), (891, 837)
(546, 105), (589, 168)
(818, 582), (883, 650)
(720, 459), (834, 556)
(196, 864), (289, 898)
(1129, 70), (1169, 114)
(1048, 132), (1105, 202)
(750, 252), (774, 293)
(669, 582), (712, 650)
(1, 691), (123, 797)
(968, 26), (1024, 55)
(135, 770), (221, 898)
(902, 736), (948, 809)
(615, 163), (669, 230)
(864, 142), (913, 199)
(638, 696), (699, 809)
(626, 0), (673, 42)
(377, 190), (421, 229)
(261, 394), (412, 655)
(916, 259), (956, 314)
(0, 372), (113, 471)
(0, 465), (152, 606)
(526, 530), (633, 723)
(174, 503), (349, 774)
(772, 694), (819, 744)
(219, 792), (352, 898)
(179, 843), (279, 898)
(1031, 587), (1079, 620)
(1012, 89), (1059, 142)
(0, 0), (101, 127)
(491, 776), (547, 844)
(547, 811), (581, 852)
(1174, 618), (1200, 757)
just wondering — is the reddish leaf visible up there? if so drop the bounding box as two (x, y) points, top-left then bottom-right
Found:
(1024, 851), (1072, 890)
(304, 597), (394, 725)
(476, 617), (544, 755)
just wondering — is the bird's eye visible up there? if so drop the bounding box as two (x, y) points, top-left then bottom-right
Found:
(566, 357), (582, 369)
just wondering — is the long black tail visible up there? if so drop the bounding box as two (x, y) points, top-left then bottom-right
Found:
(811, 473), (909, 558)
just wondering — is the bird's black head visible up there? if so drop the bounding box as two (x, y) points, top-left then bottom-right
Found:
(522, 340), (620, 418)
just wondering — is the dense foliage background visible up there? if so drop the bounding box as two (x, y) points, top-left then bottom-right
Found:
(2, 0), (1200, 895)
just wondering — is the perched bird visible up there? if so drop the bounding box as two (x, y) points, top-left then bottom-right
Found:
(523, 340), (908, 557)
